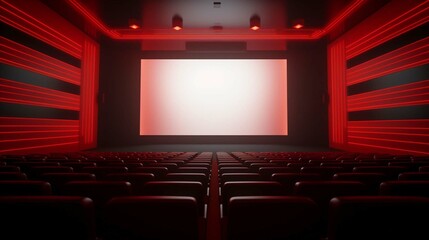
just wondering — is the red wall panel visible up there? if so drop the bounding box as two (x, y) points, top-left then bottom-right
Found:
(347, 37), (429, 85)
(0, 0), (99, 154)
(0, 0), (83, 58)
(328, 0), (429, 155)
(0, 117), (80, 153)
(0, 78), (80, 111)
(0, 36), (81, 85)
(345, 0), (429, 59)
(348, 80), (429, 111)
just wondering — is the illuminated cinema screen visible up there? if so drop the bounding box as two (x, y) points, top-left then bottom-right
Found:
(140, 59), (288, 135)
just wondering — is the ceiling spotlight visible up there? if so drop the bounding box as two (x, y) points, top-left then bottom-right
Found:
(292, 19), (304, 29)
(128, 18), (140, 29)
(172, 15), (183, 31)
(250, 15), (261, 31)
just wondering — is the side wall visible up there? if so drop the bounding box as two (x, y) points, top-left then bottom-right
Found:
(0, 0), (99, 153)
(328, 0), (429, 155)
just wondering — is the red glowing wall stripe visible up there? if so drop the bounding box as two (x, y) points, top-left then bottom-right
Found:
(0, 117), (79, 130)
(347, 120), (429, 153)
(347, 141), (429, 155)
(347, 37), (429, 85)
(348, 132), (429, 146)
(348, 80), (429, 111)
(348, 120), (429, 155)
(348, 136), (429, 155)
(348, 119), (429, 155)
(0, 131), (80, 142)
(0, 117), (80, 153)
(328, 39), (347, 145)
(345, 0), (429, 59)
(0, 139), (80, 154)
(0, 78), (80, 111)
(0, 0), (83, 58)
(349, 120), (429, 136)
(0, 36), (81, 85)
(80, 39), (99, 148)
(66, 0), (120, 39)
(348, 119), (429, 128)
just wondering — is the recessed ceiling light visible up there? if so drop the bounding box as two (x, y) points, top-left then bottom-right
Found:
(213, 2), (221, 8)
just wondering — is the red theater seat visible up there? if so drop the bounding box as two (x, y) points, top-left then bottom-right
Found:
(103, 196), (200, 240)
(328, 196), (429, 240)
(183, 162), (211, 168)
(61, 180), (133, 235)
(398, 172), (429, 180)
(221, 181), (286, 216)
(147, 162), (179, 170)
(258, 167), (300, 179)
(379, 180), (429, 198)
(271, 173), (323, 194)
(293, 180), (369, 238)
(40, 173), (96, 194)
(165, 173), (209, 189)
(139, 181), (206, 216)
(104, 173), (155, 192)
(332, 172), (388, 194)
(61, 162), (96, 172)
(0, 172), (27, 180)
(0, 180), (52, 195)
(174, 167), (210, 176)
(300, 166), (346, 180)
(219, 167), (252, 175)
(218, 163), (244, 168)
(80, 166), (128, 179)
(27, 166), (74, 179)
(131, 167), (169, 178)
(248, 163), (279, 171)
(419, 166), (429, 172)
(61, 180), (132, 202)
(0, 166), (21, 172)
(352, 166), (408, 180)
(220, 173), (262, 185)
(388, 161), (429, 171)
(0, 196), (96, 240)
(227, 196), (320, 240)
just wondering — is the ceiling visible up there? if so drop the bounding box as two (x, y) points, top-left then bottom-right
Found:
(99, 0), (329, 29)
(41, 0), (390, 40)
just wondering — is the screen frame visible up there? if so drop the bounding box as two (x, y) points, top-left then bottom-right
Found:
(138, 54), (291, 137)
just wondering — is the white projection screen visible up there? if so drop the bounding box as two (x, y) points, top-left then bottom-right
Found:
(140, 59), (288, 135)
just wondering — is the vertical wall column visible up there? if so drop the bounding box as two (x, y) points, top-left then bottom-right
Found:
(328, 39), (347, 147)
(80, 39), (99, 149)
